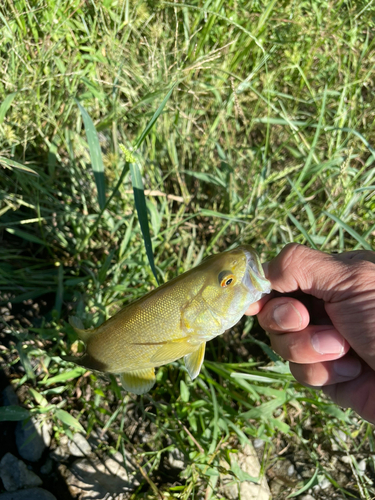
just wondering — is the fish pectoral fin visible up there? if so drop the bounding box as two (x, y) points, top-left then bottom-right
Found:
(184, 343), (206, 380)
(150, 338), (198, 364)
(120, 368), (156, 395)
(69, 316), (98, 343)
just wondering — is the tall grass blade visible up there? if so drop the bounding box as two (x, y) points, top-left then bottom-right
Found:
(0, 93), (16, 124)
(296, 87), (327, 187)
(6, 227), (47, 245)
(134, 84), (176, 150)
(130, 164), (159, 284)
(322, 210), (373, 250)
(76, 99), (106, 210)
(0, 156), (38, 176)
(286, 212), (318, 249)
(287, 468), (318, 498)
(129, 85), (177, 283)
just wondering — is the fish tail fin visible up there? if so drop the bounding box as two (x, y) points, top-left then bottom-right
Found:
(69, 316), (98, 343)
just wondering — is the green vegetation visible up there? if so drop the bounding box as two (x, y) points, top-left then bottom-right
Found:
(1, 0), (375, 498)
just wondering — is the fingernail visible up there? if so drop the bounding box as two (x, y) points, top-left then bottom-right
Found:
(311, 332), (346, 355)
(333, 358), (362, 378)
(273, 303), (302, 330)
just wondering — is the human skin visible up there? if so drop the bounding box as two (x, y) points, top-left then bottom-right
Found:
(245, 243), (375, 424)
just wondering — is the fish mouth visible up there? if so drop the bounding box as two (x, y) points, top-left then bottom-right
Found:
(242, 249), (271, 295)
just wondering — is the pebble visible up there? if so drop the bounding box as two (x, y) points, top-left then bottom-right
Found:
(253, 438), (265, 449)
(16, 417), (51, 462)
(168, 449), (185, 470)
(335, 430), (347, 443)
(300, 495), (315, 500)
(358, 459), (366, 475)
(0, 453), (42, 492)
(319, 477), (331, 490)
(0, 487), (57, 500)
(287, 464), (295, 476)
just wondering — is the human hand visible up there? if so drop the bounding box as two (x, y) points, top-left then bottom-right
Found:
(246, 243), (375, 424)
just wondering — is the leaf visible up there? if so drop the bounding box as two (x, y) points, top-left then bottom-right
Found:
(41, 367), (86, 386)
(231, 460), (258, 483)
(29, 388), (48, 408)
(230, 372), (279, 383)
(130, 163), (159, 284)
(0, 156), (39, 176)
(180, 380), (190, 402)
(76, 99), (106, 209)
(0, 406), (30, 422)
(17, 342), (36, 382)
(0, 93), (17, 124)
(184, 170), (226, 187)
(55, 409), (85, 432)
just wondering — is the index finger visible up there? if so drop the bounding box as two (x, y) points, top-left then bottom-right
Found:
(258, 243), (375, 303)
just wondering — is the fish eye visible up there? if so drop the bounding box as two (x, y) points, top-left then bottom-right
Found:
(218, 270), (236, 288)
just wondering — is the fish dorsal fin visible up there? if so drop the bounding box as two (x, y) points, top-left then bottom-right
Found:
(184, 343), (206, 380)
(120, 368), (156, 395)
(150, 338), (198, 365)
(69, 316), (98, 343)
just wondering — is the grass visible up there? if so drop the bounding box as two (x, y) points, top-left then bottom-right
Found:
(1, 0), (375, 498)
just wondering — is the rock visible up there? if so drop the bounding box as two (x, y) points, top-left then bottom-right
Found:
(300, 495), (315, 500)
(0, 487), (57, 500)
(64, 451), (141, 499)
(220, 443), (271, 500)
(0, 453), (42, 492)
(16, 418), (51, 462)
(2, 386), (19, 406)
(68, 433), (92, 457)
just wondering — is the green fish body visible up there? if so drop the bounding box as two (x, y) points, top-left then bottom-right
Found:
(67, 245), (271, 394)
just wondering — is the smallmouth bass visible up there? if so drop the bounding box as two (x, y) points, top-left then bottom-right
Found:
(66, 245), (271, 395)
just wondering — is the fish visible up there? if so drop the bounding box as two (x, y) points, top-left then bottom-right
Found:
(65, 245), (271, 395)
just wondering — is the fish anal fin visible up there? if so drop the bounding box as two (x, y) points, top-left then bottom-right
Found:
(69, 316), (98, 343)
(184, 343), (206, 380)
(150, 338), (198, 364)
(120, 368), (156, 395)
